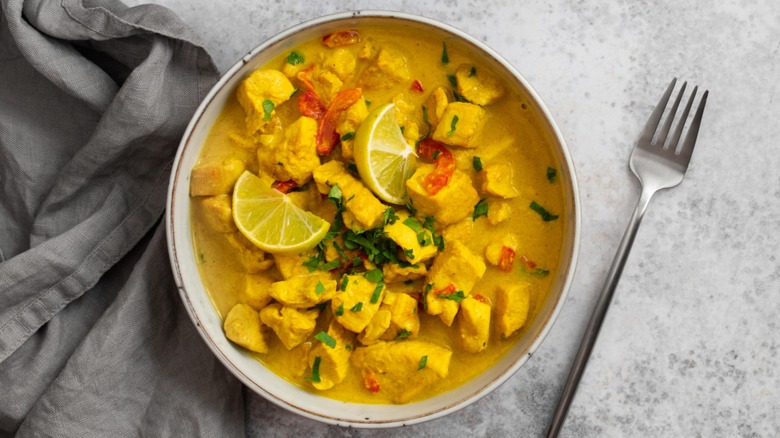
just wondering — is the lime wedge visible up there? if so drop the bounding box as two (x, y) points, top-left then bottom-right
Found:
(232, 171), (329, 254)
(353, 103), (418, 204)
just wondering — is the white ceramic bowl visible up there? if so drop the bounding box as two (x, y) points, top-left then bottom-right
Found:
(166, 10), (580, 428)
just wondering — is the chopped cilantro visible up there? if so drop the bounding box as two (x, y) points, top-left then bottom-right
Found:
(405, 199), (417, 216)
(320, 259), (341, 270)
(468, 66), (477, 77)
(305, 356), (321, 382)
(447, 115), (459, 136)
(422, 105), (430, 126)
(341, 132), (355, 141)
(441, 41), (449, 65)
(396, 329), (412, 340)
(327, 184), (343, 205)
(473, 156), (483, 172)
(439, 290), (466, 302)
(335, 303), (345, 316)
(383, 207), (399, 225)
(350, 302), (363, 312)
(403, 217), (423, 233)
(453, 92), (468, 103)
(286, 51), (304, 65)
(345, 344), (353, 351)
(339, 276), (349, 291)
(432, 150), (441, 160)
(315, 281), (325, 295)
(365, 99), (371, 107)
(473, 198), (489, 220)
(530, 201), (559, 221)
(370, 282), (384, 303)
(547, 167), (557, 183)
(365, 269), (383, 283)
(418, 355), (428, 370)
(346, 162), (359, 174)
(532, 268), (550, 277)
(447, 74), (457, 89)
(302, 252), (323, 272)
(314, 331), (336, 348)
(290, 88), (299, 98)
(403, 248), (415, 259)
(262, 100), (274, 121)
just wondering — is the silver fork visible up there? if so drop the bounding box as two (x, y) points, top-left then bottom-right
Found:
(546, 78), (708, 437)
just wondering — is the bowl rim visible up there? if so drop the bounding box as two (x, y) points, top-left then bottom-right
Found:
(166, 9), (581, 428)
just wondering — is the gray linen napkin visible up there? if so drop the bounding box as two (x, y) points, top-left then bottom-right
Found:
(0, 0), (244, 436)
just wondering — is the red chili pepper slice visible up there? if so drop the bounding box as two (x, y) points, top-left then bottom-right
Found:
(519, 254), (537, 270)
(316, 88), (362, 155)
(498, 246), (516, 272)
(298, 90), (326, 119)
(410, 80), (424, 93)
(417, 138), (455, 195)
(434, 283), (457, 296)
(363, 371), (381, 393)
(322, 30), (361, 48)
(272, 179), (298, 194)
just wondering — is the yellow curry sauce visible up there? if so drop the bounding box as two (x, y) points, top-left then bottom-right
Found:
(189, 25), (566, 404)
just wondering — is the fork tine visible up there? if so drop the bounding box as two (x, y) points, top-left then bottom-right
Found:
(668, 85), (698, 153)
(656, 81), (686, 148)
(676, 89), (708, 165)
(639, 78), (677, 144)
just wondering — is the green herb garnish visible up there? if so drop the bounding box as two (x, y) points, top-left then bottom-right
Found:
(422, 283), (433, 312)
(418, 355), (428, 370)
(468, 66), (477, 77)
(473, 198), (489, 220)
(473, 156), (483, 172)
(306, 356), (321, 382)
(335, 303), (345, 316)
(286, 51), (304, 65)
(383, 207), (399, 226)
(530, 201), (559, 221)
(339, 276), (349, 291)
(396, 329), (412, 340)
(370, 282), (384, 304)
(365, 269), (383, 283)
(350, 302), (363, 312)
(314, 331), (336, 348)
(546, 167), (557, 183)
(315, 281), (325, 295)
(328, 184), (343, 205)
(447, 74), (457, 89)
(341, 132), (356, 141)
(447, 115), (459, 136)
(441, 41), (449, 65)
(439, 290), (466, 302)
(262, 100), (274, 121)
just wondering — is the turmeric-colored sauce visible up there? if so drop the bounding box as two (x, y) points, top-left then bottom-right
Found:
(190, 25), (566, 404)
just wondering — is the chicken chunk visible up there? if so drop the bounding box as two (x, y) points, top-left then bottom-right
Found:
(359, 48), (410, 89)
(223, 303), (269, 353)
(259, 303), (319, 350)
(487, 200), (511, 225)
(424, 86), (449, 129)
(236, 69), (295, 134)
(381, 292), (420, 340)
(479, 162), (519, 199)
(454, 64), (505, 106)
(199, 195), (237, 233)
(313, 160), (386, 231)
(458, 296), (491, 353)
(330, 274), (386, 333)
(358, 309), (391, 345)
(190, 158), (246, 196)
(441, 219), (473, 244)
(425, 241), (486, 326)
(308, 321), (355, 390)
(431, 102), (485, 148)
(258, 116), (320, 185)
(269, 275), (338, 308)
(240, 274), (274, 311)
(350, 340), (452, 403)
(382, 262), (427, 284)
(383, 211), (438, 264)
(225, 232), (275, 273)
(406, 165), (479, 225)
(321, 48), (357, 81)
(336, 98), (369, 160)
(495, 282), (531, 338)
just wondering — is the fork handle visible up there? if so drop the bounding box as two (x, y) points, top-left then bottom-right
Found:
(546, 187), (656, 438)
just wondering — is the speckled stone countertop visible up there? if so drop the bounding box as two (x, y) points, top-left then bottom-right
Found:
(130, 0), (780, 436)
